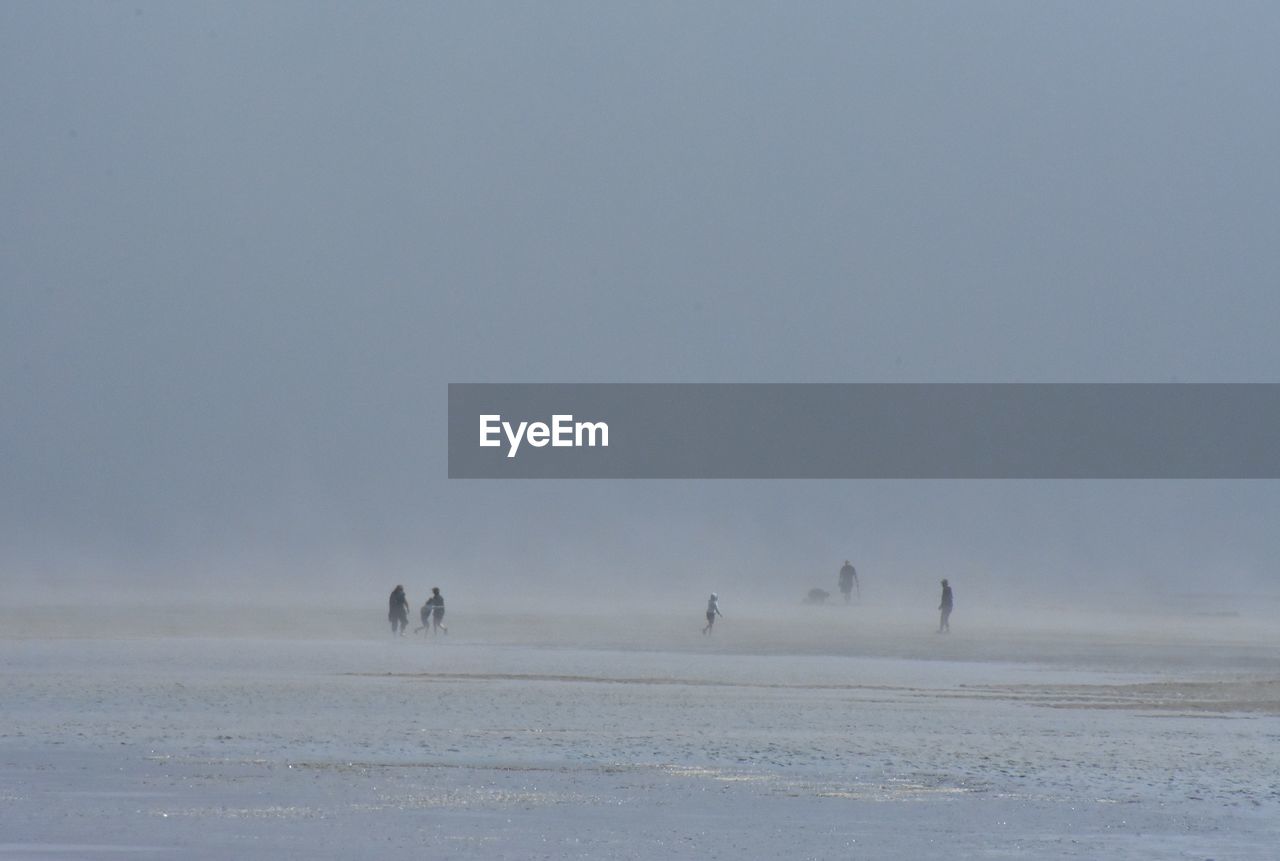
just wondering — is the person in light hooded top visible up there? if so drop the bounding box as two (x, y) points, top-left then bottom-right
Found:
(702, 593), (723, 634)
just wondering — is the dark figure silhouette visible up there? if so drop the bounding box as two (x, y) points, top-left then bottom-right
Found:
(838, 560), (860, 603)
(388, 585), (409, 636)
(938, 579), (953, 633)
(425, 587), (447, 634)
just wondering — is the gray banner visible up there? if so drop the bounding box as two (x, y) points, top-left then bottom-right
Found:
(447, 384), (1280, 478)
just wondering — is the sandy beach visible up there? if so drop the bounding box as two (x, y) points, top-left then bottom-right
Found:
(3, 604), (1277, 859)
(9, 2), (1280, 858)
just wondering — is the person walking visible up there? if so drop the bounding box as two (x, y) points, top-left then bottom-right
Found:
(702, 593), (723, 635)
(938, 579), (954, 633)
(838, 560), (860, 603)
(388, 585), (409, 636)
(425, 587), (447, 635)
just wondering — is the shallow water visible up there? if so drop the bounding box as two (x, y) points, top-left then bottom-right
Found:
(2, 607), (1278, 859)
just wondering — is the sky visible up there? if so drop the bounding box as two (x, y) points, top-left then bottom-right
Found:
(3, 2), (1280, 607)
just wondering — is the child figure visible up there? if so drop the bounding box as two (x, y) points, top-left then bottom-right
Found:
(414, 598), (431, 634)
(702, 593), (722, 635)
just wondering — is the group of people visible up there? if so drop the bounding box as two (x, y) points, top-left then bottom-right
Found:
(838, 560), (955, 633)
(387, 563), (954, 638)
(706, 563), (953, 636)
(387, 585), (448, 637)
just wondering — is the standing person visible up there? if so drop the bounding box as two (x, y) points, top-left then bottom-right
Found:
(938, 579), (953, 633)
(702, 593), (723, 635)
(426, 587), (447, 635)
(388, 585), (409, 636)
(838, 560), (860, 603)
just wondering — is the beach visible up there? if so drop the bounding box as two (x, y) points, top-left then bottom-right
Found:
(2, 604), (1278, 859)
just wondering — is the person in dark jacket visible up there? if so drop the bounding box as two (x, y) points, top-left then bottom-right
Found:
(424, 587), (447, 635)
(938, 579), (953, 633)
(388, 585), (409, 636)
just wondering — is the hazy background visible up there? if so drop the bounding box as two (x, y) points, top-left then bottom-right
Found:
(3, 3), (1279, 613)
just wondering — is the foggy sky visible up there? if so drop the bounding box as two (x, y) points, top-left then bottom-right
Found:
(3, 3), (1280, 604)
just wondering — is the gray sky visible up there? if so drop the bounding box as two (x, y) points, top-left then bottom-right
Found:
(3, 3), (1279, 604)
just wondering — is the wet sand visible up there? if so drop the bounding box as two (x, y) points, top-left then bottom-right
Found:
(2, 605), (1278, 859)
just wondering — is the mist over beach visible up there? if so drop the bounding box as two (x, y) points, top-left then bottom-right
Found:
(5, 1), (1280, 858)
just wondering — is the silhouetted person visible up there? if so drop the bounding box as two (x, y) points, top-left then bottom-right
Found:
(702, 593), (722, 635)
(838, 560), (860, 603)
(388, 585), (409, 636)
(938, 579), (953, 633)
(425, 587), (447, 634)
